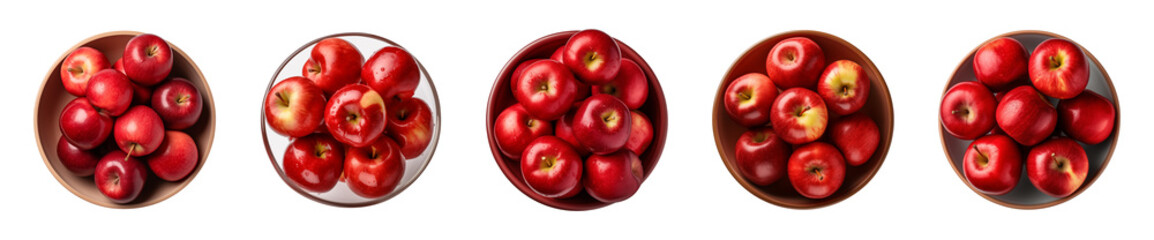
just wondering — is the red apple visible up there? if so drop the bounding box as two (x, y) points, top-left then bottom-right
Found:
(265, 77), (326, 137)
(550, 45), (565, 62)
(593, 59), (647, 109)
(723, 73), (777, 127)
(584, 150), (643, 203)
(1027, 137), (1089, 198)
(963, 134), (1021, 195)
(283, 134), (345, 193)
(997, 86), (1057, 146)
(303, 37), (363, 95)
(625, 110), (653, 156)
(56, 136), (100, 177)
(363, 46), (421, 101)
(513, 60), (579, 120)
(58, 97), (113, 150)
(766, 37), (825, 89)
(769, 88), (828, 145)
(113, 58), (126, 74)
(562, 29), (621, 85)
(574, 94), (632, 155)
(554, 110), (589, 157)
(151, 78), (202, 130)
(816, 60), (870, 115)
(130, 81), (152, 106)
(94, 150), (147, 204)
(510, 59), (544, 94)
(1058, 91), (1115, 145)
(521, 136), (583, 198)
(787, 142), (845, 199)
(940, 81), (997, 140)
(60, 46), (111, 96)
(1029, 38), (1089, 99)
(344, 136), (405, 199)
(493, 104), (552, 160)
(973, 37), (1029, 90)
(385, 97), (433, 158)
(145, 131), (199, 181)
(828, 113), (879, 166)
(86, 69), (134, 116)
(324, 84), (387, 148)
(122, 34), (173, 86)
(735, 127), (791, 186)
(114, 106), (165, 157)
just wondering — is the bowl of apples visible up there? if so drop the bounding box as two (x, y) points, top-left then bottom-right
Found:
(262, 33), (440, 207)
(939, 30), (1118, 209)
(35, 31), (215, 208)
(486, 29), (667, 210)
(712, 30), (893, 209)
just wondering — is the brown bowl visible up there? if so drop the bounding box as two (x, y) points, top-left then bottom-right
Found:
(486, 31), (668, 211)
(34, 31), (215, 208)
(262, 33), (441, 207)
(940, 30), (1118, 209)
(712, 30), (893, 209)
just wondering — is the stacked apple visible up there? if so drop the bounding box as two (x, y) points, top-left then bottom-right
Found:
(264, 37), (432, 199)
(56, 34), (203, 204)
(724, 37), (880, 199)
(941, 37), (1113, 198)
(495, 29), (655, 203)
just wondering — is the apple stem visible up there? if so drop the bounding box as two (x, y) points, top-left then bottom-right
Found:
(275, 92), (291, 107)
(737, 91), (751, 101)
(68, 67), (84, 75)
(973, 145), (989, 168)
(124, 147), (135, 161)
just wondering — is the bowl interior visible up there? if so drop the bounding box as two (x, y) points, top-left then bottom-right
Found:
(712, 30), (893, 209)
(486, 31), (668, 211)
(35, 31), (215, 208)
(941, 31), (1118, 209)
(262, 33), (441, 207)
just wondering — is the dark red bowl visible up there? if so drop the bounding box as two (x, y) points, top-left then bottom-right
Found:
(486, 31), (667, 210)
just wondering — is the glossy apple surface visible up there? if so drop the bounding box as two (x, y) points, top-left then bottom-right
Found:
(265, 77), (326, 137)
(493, 104), (552, 160)
(60, 46), (111, 96)
(735, 127), (791, 186)
(56, 136), (100, 177)
(1058, 91), (1115, 145)
(151, 78), (202, 130)
(770, 88), (828, 145)
(828, 113), (879, 166)
(386, 97), (434, 158)
(940, 81), (997, 140)
(122, 34), (173, 86)
(303, 37), (363, 95)
(146, 131), (199, 181)
(787, 142), (845, 199)
(95, 150), (147, 204)
(996, 86), (1057, 146)
(766, 37), (825, 89)
(593, 59), (647, 109)
(554, 110), (589, 157)
(86, 69), (134, 116)
(816, 60), (869, 115)
(973, 37), (1029, 90)
(1027, 137), (1088, 198)
(363, 46), (421, 101)
(283, 134), (345, 193)
(114, 106), (165, 156)
(513, 60), (579, 120)
(59, 97), (113, 150)
(1029, 38), (1088, 99)
(574, 94), (632, 155)
(724, 73), (777, 127)
(562, 29), (621, 85)
(521, 136), (583, 198)
(584, 150), (643, 203)
(963, 134), (1021, 195)
(344, 136), (405, 198)
(624, 110), (653, 156)
(324, 84), (387, 148)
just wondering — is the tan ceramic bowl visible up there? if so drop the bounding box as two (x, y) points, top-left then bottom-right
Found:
(940, 30), (1119, 209)
(35, 31), (215, 208)
(713, 30), (893, 209)
(262, 33), (440, 207)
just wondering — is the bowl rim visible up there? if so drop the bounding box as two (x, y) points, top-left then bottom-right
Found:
(34, 30), (217, 209)
(485, 30), (668, 211)
(938, 30), (1120, 209)
(260, 32), (442, 208)
(712, 30), (894, 209)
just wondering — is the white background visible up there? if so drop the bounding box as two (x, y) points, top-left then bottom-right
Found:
(2, 0), (1149, 239)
